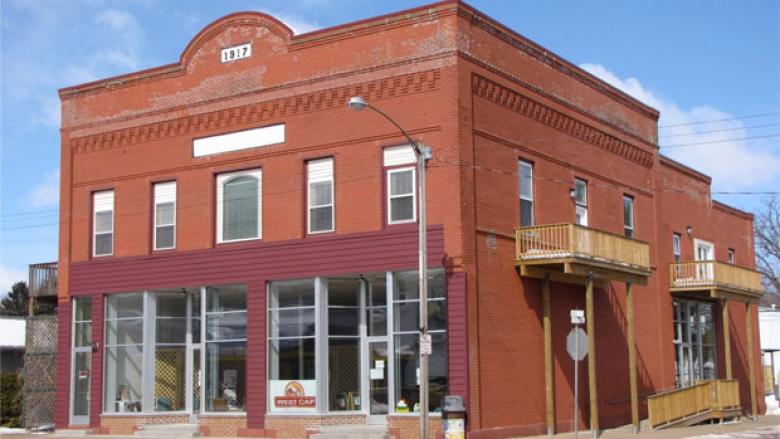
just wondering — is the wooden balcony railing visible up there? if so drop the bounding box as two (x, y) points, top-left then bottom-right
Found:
(515, 223), (651, 273)
(647, 380), (740, 429)
(28, 262), (57, 298)
(669, 261), (762, 297)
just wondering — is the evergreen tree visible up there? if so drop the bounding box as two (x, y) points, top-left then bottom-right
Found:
(0, 282), (29, 316)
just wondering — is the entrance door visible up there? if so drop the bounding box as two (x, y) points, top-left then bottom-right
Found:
(695, 239), (714, 281)
(71, 297), (92, 425)
(362, 276), (391, 424)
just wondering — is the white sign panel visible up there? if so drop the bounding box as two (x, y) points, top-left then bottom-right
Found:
(269, 380), (317, 413)
(420, 334), (432, 356)
(570, 309), (585, 325)
(221, 43), (252, 63)
(193, 124), (285, 157)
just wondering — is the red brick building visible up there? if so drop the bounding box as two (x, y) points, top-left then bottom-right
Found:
(54, 1), (765, 438)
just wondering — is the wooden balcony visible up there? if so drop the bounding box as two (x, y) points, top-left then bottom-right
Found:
(669, 261), (762, 302)
(647, 380), (740, 429)
(28, 262), (57, 297)
(515, 223), (652, 284)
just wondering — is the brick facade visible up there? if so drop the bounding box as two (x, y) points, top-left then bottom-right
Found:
(55, 1), (764, 437)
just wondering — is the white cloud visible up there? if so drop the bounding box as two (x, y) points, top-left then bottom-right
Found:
(580, 63), (780, 192)
(0, 265), (26, 295)
(29, 170), (60, 208)
(264, 10), (320, 34)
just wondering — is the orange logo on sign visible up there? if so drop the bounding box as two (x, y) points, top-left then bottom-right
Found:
(274, 381), (316, 408)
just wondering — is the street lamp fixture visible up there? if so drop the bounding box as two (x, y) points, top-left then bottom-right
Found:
(348, 96), (432, 439)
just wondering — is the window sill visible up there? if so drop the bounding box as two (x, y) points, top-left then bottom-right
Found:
(198, 412), (247, 418)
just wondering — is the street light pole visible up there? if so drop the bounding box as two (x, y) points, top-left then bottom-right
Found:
(348, 96), (431, 439)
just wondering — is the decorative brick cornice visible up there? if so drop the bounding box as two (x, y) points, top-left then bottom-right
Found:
(70, 69), (440, 155)
(472, 74), (655, 168)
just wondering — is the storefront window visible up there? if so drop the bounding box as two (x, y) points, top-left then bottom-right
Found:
(105, 293), (144, 413)
(154, 292), (188, 411)
(392, 269), (447, 412)
(673, 299), (717, 387)
(328, 278), (361, 411)
(205, 285), (247, 411)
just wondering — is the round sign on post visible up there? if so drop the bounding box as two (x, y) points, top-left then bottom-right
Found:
(567, 327), (588, 361)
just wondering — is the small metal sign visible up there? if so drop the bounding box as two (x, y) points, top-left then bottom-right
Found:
(570, 309), (585, 325)
(420, 333), (432, 356)
(566, 327), (588, 361)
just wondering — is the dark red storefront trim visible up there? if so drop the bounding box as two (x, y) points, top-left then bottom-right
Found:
(59, 225), (468, 430)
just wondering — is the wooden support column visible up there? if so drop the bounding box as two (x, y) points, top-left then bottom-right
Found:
(626, 282), (639, 434)
(585, 273), (598, 437)
(722, 299), (732, 379)
(746, 301), (757, 419)
(28, 296), (35, 317)
(543, 274), (555, 435)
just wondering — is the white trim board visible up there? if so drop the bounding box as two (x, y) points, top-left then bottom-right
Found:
(193, 124), (285, 157)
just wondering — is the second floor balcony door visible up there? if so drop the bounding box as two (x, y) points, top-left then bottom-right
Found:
(695, 239), (714, 281)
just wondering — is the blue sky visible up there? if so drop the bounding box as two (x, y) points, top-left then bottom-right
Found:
(1, 0), (778, 292)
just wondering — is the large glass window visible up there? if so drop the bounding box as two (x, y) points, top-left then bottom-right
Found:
(519, 161), (534, 226)
(204, 285), (247, 411)
(268, 279), (316, 383)
(392, 269), (447, 412)
(328, 278), (361, 411)
(217, 169), (261, 243)
(308, 158), (334, 234)
(153, 291), (188, 411)
(93, 190), (114, 256)
(105, 293), (144, 412)
(673, 299), (717, 387)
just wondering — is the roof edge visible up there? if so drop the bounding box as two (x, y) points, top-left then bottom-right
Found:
(713, 200), (754, 220)
(659, 154), (712, 184)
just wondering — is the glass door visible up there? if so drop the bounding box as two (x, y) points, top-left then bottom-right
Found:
(71, 297), (92, 425)
(695, 240), (714, 281)
(363, 275), (390, 423)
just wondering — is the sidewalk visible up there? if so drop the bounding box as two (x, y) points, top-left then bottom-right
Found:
(522, 415), (780, 439)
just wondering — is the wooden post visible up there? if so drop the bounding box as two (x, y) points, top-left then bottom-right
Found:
(586, 273), (598, 437)
(723, 299), (732, 379)
(746, 301), (757, 419)
(626, 282), (639, 433)
(28, 296), (35, 317)
(543, 274), (555, 435)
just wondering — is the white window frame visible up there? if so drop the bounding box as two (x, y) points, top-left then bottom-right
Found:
(673, 233), (682, 263)
(307, 158), (335, 234)
(623, 195), (635, 238)
(519, 161), (534, 226)
(727, 249), (735, 264)
(93, 190), (114, 257)
(153, 181), (177, 250)
(386, 166), (417, 225)
(216, 169), (262, 244)
(574, 178), (588, 226)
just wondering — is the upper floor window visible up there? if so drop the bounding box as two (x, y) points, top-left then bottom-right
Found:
(519, 161), (534, 226)
(307, 158), (334, 234)
(384, 146), (417, 225)
(623, 195), (634, 238)
(727, 248), (735, 264)
(153, 182), (176, 250)
(217, 169), (261, 243)
(93, 190), (114, 257)
(673, 233), (682, 263)
(574, 178), (588, 226)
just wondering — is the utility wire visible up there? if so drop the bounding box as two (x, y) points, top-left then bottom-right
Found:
(659, 112), (780, 129)
(658, 123), (780, 139)
(660, 133), (780, 148)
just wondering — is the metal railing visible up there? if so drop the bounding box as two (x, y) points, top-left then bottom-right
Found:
(669, 261), (762, 294)
(647, 380), (739, 429)
(515, 223), (650, 271)
(28, 262), (57, 298)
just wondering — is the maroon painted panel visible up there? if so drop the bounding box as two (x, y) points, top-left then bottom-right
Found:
(63, 225), (463, 428)
(70, 225), (445, 294)
(446, 272), (468, 404)
(55, 301), (71, 428)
